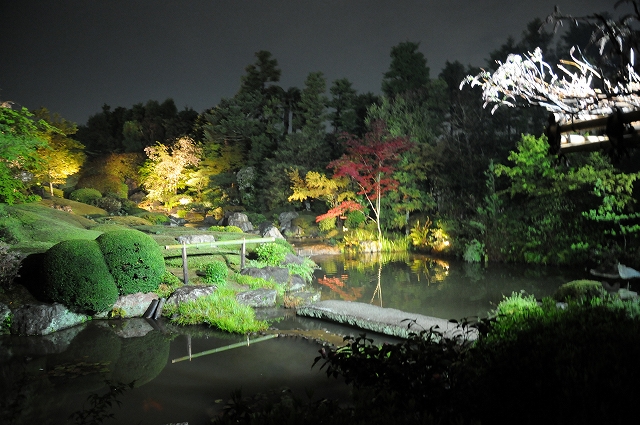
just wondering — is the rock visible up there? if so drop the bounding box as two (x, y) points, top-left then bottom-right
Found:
(203, 216), (219, 226)
(169, 216), (188, 226)
(618, 288), (638, 300)
(279, 211), (300, 235)
(176, 234), (216, 244)
(165, 284), (217, 307)
(618, 263), (640, 279)
(236, 288), (277, 308)
(10, 303), (89, 336)
(94, 292), (159, 319)
(282, 252), (306, 265)
(241, 267), (290, 284)
(283, 290), (321, 308)
(227, 212), (254, 232)
(289, 275), (307, 292)
(260, 223), (285, 240)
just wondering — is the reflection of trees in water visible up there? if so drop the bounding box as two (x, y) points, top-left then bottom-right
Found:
(408, 257), (450, 285)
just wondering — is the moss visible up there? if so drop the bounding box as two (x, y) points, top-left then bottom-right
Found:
(553, 280), (606, 302)
(43, 239), (118, 314)
(96, 229), (165, 295)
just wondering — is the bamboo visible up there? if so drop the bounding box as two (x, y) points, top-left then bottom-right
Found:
(171, 334), (278, 363)
(164, 237), (275, 250)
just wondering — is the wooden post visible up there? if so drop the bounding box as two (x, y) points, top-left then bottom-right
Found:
(241, 238), (246, 269)
(181, 242), (189, 284)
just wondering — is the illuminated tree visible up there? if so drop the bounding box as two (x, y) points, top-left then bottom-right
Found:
(287, 169), (354, 211)
(32, 108), (85, 196)
(141, 136), (202, 208)
(327, 121), (413, 242)
(0, 103), (48, 204)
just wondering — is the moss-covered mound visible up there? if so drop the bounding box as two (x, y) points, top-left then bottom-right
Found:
(43, 239), (119, 314)
(553, 279), (606, 302)
(96, 229), (165, 295)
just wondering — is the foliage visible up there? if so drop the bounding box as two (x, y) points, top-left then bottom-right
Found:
(344, 210), (366, 229)
(255, 242), (290, 266)
(69, 380), (135, 425)
(328, 121), (413, 242)
(245, 212), (266, 226)
(0, 243), (24, 291)
(43, 239), (118, 313)
(95, 230), (165, 295)
(553, 280), (606, 302)
(485, 292), (544, 342)
(233, 272), (286, 295)
(313, 324), (475, 422)
(69, 188), (103, 204)
(168, 289), (268, 333)
(140, 136), (202, 207)
(463, 239), (485, 263)
(287, 169), (354, 211)
(32, 108), (85, 196)
(94, 196), (122, 214)
(203, 260), (229, 285)
(155, 271), (183, 298)
(468, 299), (640, 424)
(0, 105), (49, 204)
(209, 225), (244, 233)
(318, 217), (336, 233)
(285, 257), (318, 283)
(135, 212), (169, 225)
(409, 218), (450, 252)
(381, 41), (430, 98)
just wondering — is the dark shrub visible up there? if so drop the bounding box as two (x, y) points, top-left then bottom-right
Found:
(43, 239), (118, 314)
(69, 188), (102, 205)
(94, 196), (122, 214)
(96, 230), (165, 295)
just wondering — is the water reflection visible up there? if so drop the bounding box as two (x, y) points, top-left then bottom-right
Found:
(312, 253), (586, 320)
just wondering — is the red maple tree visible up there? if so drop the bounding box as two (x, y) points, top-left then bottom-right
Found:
(324, 121), (413, 242)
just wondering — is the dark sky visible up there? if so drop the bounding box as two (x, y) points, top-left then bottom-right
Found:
(0, 0), (616, 125)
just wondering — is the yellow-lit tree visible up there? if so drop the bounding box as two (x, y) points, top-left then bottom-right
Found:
(141, 136), (202, 208)
(32, 108), (85, 196)
(287, 168), (355, 211)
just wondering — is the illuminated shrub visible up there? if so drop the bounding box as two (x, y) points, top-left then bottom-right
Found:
(43, 239), (118, 314)
(96, 229), (165, 295)
(69, 188), (102, 204)
(203, 260), (228, 285)
(77, 174), (128, 198)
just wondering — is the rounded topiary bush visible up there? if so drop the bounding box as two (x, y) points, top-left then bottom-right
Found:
(69, 188), (102, 205)
(96, 229), (165, 295)
(43, 239), (118, 314)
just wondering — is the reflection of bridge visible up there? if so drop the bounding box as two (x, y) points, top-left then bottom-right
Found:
(547, 110), (640, 154)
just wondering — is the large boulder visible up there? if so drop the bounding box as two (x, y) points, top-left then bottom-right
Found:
(165, 284), (217, 307)
(236, 288), (278, 308)
(279, 211), (299, 234)
(260, 223), (285, 240)
(227, 212), (254, 232)
(94, 292), (159, 319)
(10, 303), (89, 336)
(176, 234), (216, 244)
(240, 266), (290, 284)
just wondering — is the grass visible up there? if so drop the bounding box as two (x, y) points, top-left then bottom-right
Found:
(163, 287), (269, 333)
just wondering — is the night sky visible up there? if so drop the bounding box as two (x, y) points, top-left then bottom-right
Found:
(1, 0), (617, 125)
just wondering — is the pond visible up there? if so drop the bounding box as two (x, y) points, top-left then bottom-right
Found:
(0, 253), (591, 425)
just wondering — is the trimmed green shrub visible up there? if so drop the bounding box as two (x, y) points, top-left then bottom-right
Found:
(209, 225), (243, 233)
(135, 212), (169, 225)
(553, 279), (606, 302)
(43, 239), (118, 313)
(96, 230), (165, 295)
(69, 188), (102, 205)
(203, 261), (228, 285)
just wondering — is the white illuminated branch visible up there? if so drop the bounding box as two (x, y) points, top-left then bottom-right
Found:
(462, 46), (640, 120)
(462, 46), (640, 153)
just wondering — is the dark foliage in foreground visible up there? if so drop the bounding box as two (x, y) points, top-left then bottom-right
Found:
(214, 297), (640, 425)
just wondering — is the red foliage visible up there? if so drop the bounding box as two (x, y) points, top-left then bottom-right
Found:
(315, 200), (363, 222)
(328, 121), (413, 201)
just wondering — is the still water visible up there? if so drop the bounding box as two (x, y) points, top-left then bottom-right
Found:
(1, 253), (588, 425)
